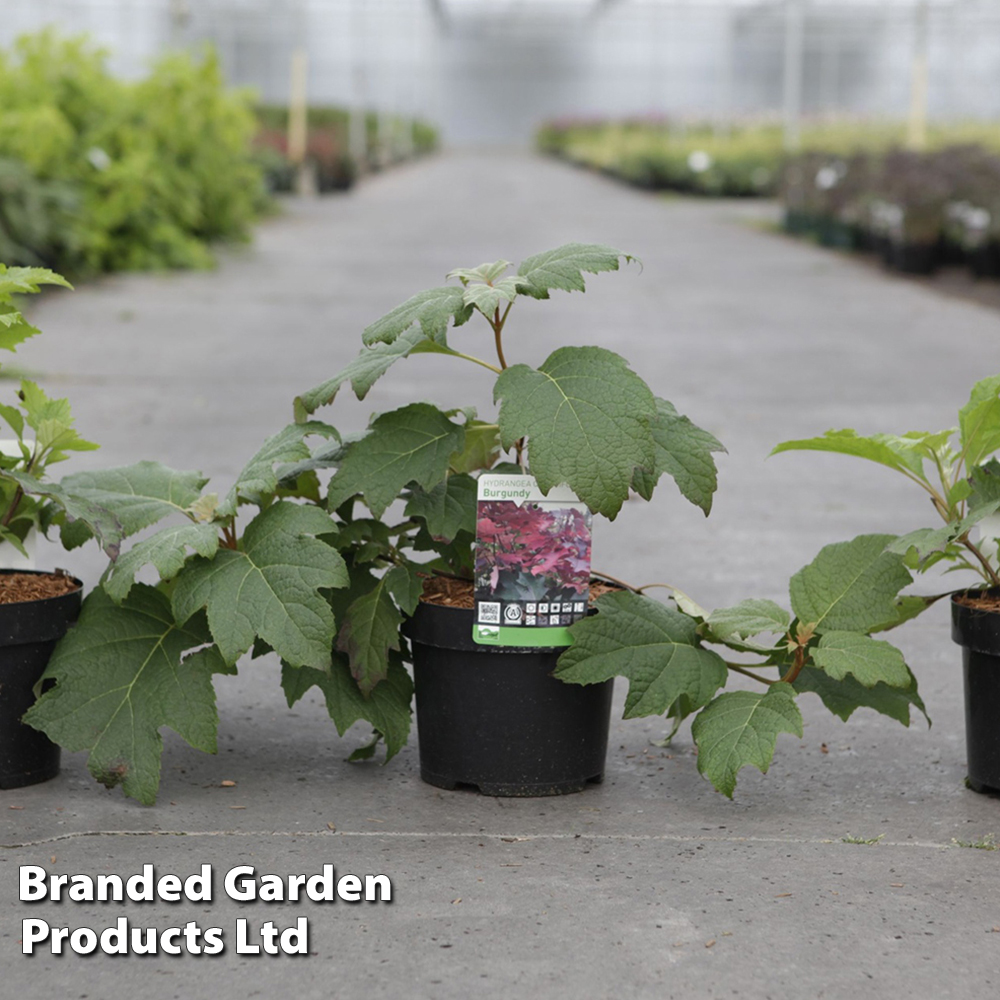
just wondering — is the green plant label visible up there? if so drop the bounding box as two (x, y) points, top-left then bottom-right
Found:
(472, 473), (592, 647)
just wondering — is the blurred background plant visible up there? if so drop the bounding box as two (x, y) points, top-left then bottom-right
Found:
(0, 28), (440, 276)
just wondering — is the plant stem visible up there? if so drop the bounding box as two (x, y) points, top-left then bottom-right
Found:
(726, 663), (776, 686)
(450, 350), (502, 375)
(492, 306), (509, 370)
(779, 644), (807, 685)
(0, 444), (38, 529)
(960, 536), (1000, 587)
(590, 569), (640, 593)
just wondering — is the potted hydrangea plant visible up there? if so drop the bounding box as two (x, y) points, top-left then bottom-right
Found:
(772, 373), (1000, 793)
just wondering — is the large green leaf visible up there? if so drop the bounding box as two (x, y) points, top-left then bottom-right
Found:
(690, 684), (803, 798)
(361, 285), (473, 346)
(556, 591), (728, 719)
(294, 327), (439, 420)
(495, 346), (656, 518)
(404, 474), (477, 542)
(792, 665), (928, 726)
(811, 631), (911, 688)
(281, 653), (413, 761)
(336, 570), (405, 696)
(59, 461), (207, 535)
(326, 403), (466, 518)
(770, 429), (934, 479)
(515, 243), (637, 300)
(24, 586), (225, 806)
(172, 501), (348, 669)
(2, 470), (123, 557)
(632, 398), (724, 514)
(959, 374), (1000, 470)
(789, 534), (913, 634)
(104, 522), (221, 603)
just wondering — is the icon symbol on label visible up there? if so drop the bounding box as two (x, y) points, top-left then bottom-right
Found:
(503, 604), (523, 624)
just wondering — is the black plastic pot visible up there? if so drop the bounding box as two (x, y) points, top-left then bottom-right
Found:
(883, 239), (940, 275)
(404, 601), (613, 796)
(951, 593), (1000, 794)
(0, 571), (82, 789)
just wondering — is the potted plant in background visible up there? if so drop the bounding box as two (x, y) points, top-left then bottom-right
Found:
(772, 373), (1000, 793)
(0, 265), (126, 788)
(23, 243), (725, 803)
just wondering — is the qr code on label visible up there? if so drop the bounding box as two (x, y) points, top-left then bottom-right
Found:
(477, 602), (501, 624)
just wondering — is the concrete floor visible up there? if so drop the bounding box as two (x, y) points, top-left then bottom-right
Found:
(2, 150), (999, 999)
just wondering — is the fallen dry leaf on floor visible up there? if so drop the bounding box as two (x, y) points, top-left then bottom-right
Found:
(327, 822), (336, 831)
(8, 805), (24, 810)
(220, 780), (236, 787)
(705, 939), (716, 948)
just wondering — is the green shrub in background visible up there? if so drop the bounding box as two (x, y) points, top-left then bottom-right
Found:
(0, 30), (265, 274)
(538, 117), (1000, 199)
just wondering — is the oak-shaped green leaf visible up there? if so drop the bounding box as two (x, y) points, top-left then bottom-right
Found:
(0, 265), (71, 352)
(59, 461), (207, 535)
(690, 683), (803, 798)
(706, 599), (791, 645)
(327, 403), (466, 517)
(222, 421), (339, 513)
(771, 429), (935, 479)
(461, 277), (523, 318)
(515, 243), (637, 300)
(556, 591), (727, 719)
(104, 522), (221, 603)
(789, 534), (912, 634)
(3, 470), (123, 557)
(792, 665), (928, 726)
(172, 501), (348, 669)
(336, 571), (404, 695)
(970, 458), (1000, 509)
(959, 374), (1000, 470)
(362, 285), (473, 346)
(404, 474), (477, 542)
(294, 326), (439, 419)
(632, 398), (725, 513)
(812, 631), (911, 688)
(23, 586), (224, 806)
(281, 652), (413, 761)
(18, 380), (99, 458)
(495, 346), (656, 518)
(447, 260), (511, 285)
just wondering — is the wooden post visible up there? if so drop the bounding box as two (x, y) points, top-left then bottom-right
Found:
(288, 48), (314, 194)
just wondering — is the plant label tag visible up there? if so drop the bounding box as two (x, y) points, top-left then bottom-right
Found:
(473, 473), (593, 646)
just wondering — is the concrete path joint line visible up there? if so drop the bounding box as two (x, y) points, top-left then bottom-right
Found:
(2, 828), (954, 851)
